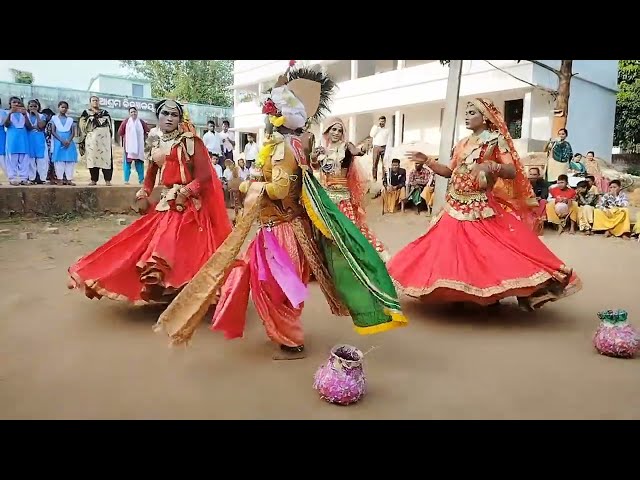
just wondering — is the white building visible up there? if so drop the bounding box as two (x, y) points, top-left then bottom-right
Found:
(88, 74), (152, 98)
(231, 60), (618, 161)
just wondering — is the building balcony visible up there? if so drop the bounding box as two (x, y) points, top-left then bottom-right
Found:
(232, 60), (342, 89)
(233, 60), (535, 131)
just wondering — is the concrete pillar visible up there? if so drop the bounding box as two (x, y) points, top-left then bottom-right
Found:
(348, 115), (356, 143)
(397, 60), (405, 70)
(233, 89), (239, 110)
(433, 60), (463, 216)
(394, 110), (402, 147)
(521, 91), (532, 141)
(350, 60), (358, 80)
(235, 131), (241, 156)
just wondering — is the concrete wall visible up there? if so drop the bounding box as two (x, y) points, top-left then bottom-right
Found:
(532, 61), (618, 161)
(0, 185), (147, 217)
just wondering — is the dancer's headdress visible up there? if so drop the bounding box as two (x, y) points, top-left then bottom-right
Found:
(260, 60), (336, 131)
(154, 99), (184, 118)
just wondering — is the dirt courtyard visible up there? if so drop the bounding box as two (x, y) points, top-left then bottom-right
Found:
(0, 205), (639, 420)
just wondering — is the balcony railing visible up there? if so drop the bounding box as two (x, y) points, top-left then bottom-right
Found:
(233, 61), (532, 129)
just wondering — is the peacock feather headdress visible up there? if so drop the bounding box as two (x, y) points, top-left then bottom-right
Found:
(260, 61), (337, 126)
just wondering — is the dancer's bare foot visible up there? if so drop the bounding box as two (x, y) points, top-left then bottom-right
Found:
(604, 231), (612, 238)
(273, 344), (306, 361)
(90, 181), (97, 186)
(105, 181), (112, 186)
(557, 224), (563, 235)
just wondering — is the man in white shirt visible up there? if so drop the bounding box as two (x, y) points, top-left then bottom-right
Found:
(202, 121), (222, 158)
(369, 115), (391, 181)
(219, 120), (235, 162)
(243, 133), (259, 168)
(211, 153), (223, 180)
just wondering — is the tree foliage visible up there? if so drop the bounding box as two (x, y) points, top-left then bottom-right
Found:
(614, 60), (640, 151)
(120, 60), (233, 107)
(10, 69), (34, 84)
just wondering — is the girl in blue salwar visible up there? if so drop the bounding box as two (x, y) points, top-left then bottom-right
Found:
(4, 96), (30, 185)
(50, 101), (78, 185)
(26, 99), (48, 184)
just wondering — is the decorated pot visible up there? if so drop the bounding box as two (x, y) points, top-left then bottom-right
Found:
(313, 344), (366, 405)
(593, 309), (639, 358)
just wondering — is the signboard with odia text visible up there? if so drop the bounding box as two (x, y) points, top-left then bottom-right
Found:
(97, 95), (156, 113)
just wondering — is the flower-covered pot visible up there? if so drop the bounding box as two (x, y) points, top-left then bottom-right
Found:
(313, 344), (366, 405)
(593, 309), (639, 358)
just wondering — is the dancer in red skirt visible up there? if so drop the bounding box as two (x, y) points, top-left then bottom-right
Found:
(388, 98), (581, 310)
(68, 99), (231, 305)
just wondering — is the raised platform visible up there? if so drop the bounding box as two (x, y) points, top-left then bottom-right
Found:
(0, 185), (164, 217)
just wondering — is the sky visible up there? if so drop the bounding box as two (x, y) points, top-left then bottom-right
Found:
(0, 60), (129, 90)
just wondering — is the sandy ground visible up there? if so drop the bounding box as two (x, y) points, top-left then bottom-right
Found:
(1, 204), (640, 420)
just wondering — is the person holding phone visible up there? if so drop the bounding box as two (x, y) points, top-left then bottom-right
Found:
(3, 97), (30, 185)
(26, 99), (48, 184)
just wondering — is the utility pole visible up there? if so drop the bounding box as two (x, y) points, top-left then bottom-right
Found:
(432, 60), (463, 216)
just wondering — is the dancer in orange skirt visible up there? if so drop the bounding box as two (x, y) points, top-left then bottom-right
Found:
(68, 99), (231, 304)
(387, 98), (581, 310)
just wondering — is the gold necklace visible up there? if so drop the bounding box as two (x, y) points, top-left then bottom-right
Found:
(161, 129), (180, 142)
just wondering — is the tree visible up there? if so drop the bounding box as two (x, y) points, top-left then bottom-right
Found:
(440, 60), (574, 137)
(10, 69), (34, 84)
(120, 60), (233, 107)
(614, 60), (640, 152)
(539, 60), (573, 137)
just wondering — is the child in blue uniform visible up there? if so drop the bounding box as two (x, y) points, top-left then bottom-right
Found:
(4, 96), (30, 185)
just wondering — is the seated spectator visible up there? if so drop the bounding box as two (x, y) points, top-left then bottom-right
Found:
(406, 160), (433, 215)
(381, 158), (407, 214)
(593, 179), (631, 238)
(545, 174), (578, 234)
(569, 153), (586, 175)
(585, 151), (609, 193)
(211, 153), (223, 179)
(237, 157), (250, 181)
(586, 175), (600, 195)
(575, 180), (598, 235)
(528, 167), (548, 233)
(421, 168), (436, 214)
(223, 158), (242, 220)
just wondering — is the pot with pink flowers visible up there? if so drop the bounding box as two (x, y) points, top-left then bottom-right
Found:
(313, 344), (366, 406)
(593, 309), (639, 358)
